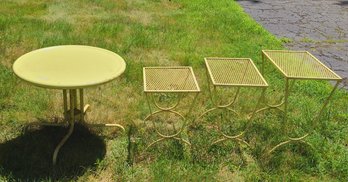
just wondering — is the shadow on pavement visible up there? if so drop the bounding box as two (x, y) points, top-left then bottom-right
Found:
(0, 122), (106, 181)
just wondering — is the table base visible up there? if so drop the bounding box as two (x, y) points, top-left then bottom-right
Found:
(255, 76), (341, 155)
(196, 83), (266, 148)
(25, 89), (125, 165)
(144, 93), (198, 150)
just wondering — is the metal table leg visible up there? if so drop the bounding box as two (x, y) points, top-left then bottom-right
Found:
(80, 89), (125, 131)
(53, 89), (76, 165)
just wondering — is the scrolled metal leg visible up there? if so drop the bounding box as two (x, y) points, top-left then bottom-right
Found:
(144, 92), (195, 150)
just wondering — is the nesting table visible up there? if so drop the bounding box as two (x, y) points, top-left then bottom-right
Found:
(143, 67), (200, 149)
(13, 45), (126, 164)
(198, 58), (268, 146)
(261, 50), (342, 154)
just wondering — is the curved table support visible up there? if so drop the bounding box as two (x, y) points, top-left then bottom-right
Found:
(144, 93), (198, 150)
(197, 85), (266, 147)
(52, 89), (124, 165)
(268, 133), (312, 155)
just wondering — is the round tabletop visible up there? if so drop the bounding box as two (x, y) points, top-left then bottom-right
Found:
(13, 45), (126, 89)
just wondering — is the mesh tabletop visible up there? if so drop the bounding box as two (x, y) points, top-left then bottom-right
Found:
(262, 50), (342, 80)
(143, 67), (200, 93)
(205, 58), (268, 87)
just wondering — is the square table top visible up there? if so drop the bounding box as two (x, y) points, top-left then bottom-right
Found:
(262, 50), (342, 80)
(143, 66), (200, 93)
(205, 57), (268, 87)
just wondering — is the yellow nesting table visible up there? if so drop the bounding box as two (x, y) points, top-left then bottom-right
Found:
(261, 50), (342, 154)
(13, 45), (126, 164)
(197, 58), (268, 146)
(143, 67), (200, 150)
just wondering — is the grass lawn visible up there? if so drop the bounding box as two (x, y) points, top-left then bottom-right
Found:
(0, 0), (348, 181)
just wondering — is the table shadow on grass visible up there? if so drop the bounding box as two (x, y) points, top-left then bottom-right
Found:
(0, 122), (106, 181)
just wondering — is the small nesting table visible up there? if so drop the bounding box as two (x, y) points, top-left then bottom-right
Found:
(197, 58), (268, 146)
(261, 50), (342, 154)
(143, 67), (200, 149)
(13, 45), (126, 164)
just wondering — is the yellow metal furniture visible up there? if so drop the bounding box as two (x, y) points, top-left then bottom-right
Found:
(13, 45), (126, 164)
(143, 66), (200, 150)
(261, 50), (342, 154)
(197, 58), (268, 146)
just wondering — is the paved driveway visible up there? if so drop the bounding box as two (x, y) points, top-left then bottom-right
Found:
(238, 0), (348, 88)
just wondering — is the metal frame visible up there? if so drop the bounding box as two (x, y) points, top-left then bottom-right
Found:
(197, 58), (268, 147)
(143, 67), (200, 150)
(261, 50), (342, 155)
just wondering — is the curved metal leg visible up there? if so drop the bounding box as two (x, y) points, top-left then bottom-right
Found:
(53, 120), (75, 165)
(195, 87), (247, 147)
(252, 79), (295, 116)
(145, 138), (167, 150)
(173, 137), (191, 146)
(80, 89), (124, 132)
(268, 133), (310, 155)
(53, 89), (76, 165)
(86, 123), (125, 132)
(144, 109), (189, 149)
(252, 101), (285, 115)
(211, 131), (250, 147)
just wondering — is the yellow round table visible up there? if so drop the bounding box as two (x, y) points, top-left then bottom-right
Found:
(13, 45), (126, 165)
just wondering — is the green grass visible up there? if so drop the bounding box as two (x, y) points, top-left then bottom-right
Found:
(0, 0), (348, 181)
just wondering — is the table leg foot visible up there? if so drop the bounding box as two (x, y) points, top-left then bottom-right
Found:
(83, 104), (91, 113)
(86, 123), (125, 132)
(52, 121), (75, 165)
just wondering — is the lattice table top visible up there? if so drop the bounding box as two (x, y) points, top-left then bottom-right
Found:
(143, 67), (200, 93)
(205, 58), (268, 87)
(262, 50), (342, 80)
